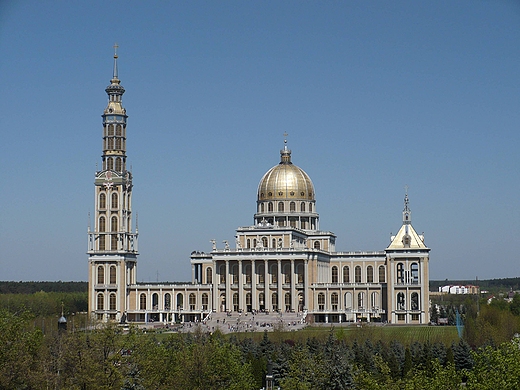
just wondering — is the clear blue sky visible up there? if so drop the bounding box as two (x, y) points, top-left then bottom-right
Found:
(1, 1), (519, 282)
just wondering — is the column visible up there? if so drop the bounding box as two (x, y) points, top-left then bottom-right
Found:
(225, 260), (230, 312)
(277, 259), (282, 312)
(238, 260), (243, 312)
(264, 259), (269, 311)
(304, 259), (309, 311)
(251, 259), (256, 311)
(290, 259), (295, 311)
(191, 264), (195, 284)
(212, 260), (218, 313)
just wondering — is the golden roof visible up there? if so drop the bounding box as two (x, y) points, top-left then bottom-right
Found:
(257, 147), (315, 201)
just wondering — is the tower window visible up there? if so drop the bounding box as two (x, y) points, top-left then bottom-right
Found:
(111, 193), (118, 209)
(99, 216), (106, 232)
(108, 125), (114, 136)
(115, 157), (122, 171)
(313, 241), (320, 250)
(109, 293), (116, 310)
(97, 265), (104, 284)
(107, 158), (114, 170)
(97, 293), (104, 310)
(99, 193), (106, 209)
(110, 265), (116, 284)
(115, 138), (122, 150)
(116, 125), (122, 136)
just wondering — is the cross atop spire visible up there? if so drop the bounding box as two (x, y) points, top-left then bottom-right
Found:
(280, 132), (292, 164)
(403, 186), (411, 225)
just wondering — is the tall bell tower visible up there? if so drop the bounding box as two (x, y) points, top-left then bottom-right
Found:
(88, 46), (138, 322)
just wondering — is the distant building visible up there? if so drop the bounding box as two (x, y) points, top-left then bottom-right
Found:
(438, 285), (479, 294)
(88, 50), (431, 325)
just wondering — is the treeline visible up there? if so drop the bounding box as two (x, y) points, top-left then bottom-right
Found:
(0, 281), (87, 294)
(1, 311), (519, 390)
(0, 291), (88, 316)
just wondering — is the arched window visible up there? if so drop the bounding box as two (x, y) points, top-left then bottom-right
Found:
(278, 202), (284, 212)
(260, 203), (265, 213)
(262, 237), (268, 248)
(109, 265), (116, 284)
(99, 216), (106, 232)
(111, 193), (118, 209)
(411, 292), (419, 310)
(314, 241), (321, 250)
(206, 267), (212, 284)
(189, 293), (196, 310)
(108, 137), (114, 149)
(202, 293), (208, 310)
(97, 293), (104, 310)
(379, 265), (386, 283)
(268, 202), (273, 212)
(397, 263), (404, 284)
(140, 293), (146, 310)
(115, 157), (122, 171)
(99, 193), (106, 209)
(115, 138), (122, 150)
(165, 293), (171, 310)
(247, 239), (251, 249)
(176, 293), (183, 310)
(355, 266), (361, 283)
(107, 157), (114, 170)
(371, 292), (379, 309)
(152, 293), (159, 310)
(344, 292), (352, 309)
(397, 292), (405, 310)
(116, 125), (122, 136)
(309, 203), (313, 213)
(285, 292), (291, 311)
(318, 293), (325, 311)
(343, 266), (350, 283)
(358, 292), (365, 309)
(301, 202), (306, 212)
(232, 293), (239, 311)
(109, 293), (116, 310)
(111, 216), (117, 232)
(331, 266), (338, 283)
(367, 266), (374, 283)
(411, 263), (419, 284)
(272, 238), (276, 248)
(97, 265), (104, 284)
(108, 124), (114, 136)
(290, 202), (296, 212)
(253, 239), (257, 248)
(272, 292), (278, 311)
(331, 292), (338, 310)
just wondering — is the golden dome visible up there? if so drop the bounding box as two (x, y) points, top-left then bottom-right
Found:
(257, 147), (315, 201)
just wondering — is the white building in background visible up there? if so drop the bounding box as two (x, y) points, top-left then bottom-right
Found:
(88, 51), (431, 325)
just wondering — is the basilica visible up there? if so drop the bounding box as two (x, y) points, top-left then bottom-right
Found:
(88, 52), (430, 326)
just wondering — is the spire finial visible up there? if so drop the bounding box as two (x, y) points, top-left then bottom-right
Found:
(113, 43), (119, 79)
(280, 132), (292, 164)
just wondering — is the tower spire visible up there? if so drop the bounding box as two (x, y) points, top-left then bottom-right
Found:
(403, 185), (411, 225)
(113, 43), (119, 80)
